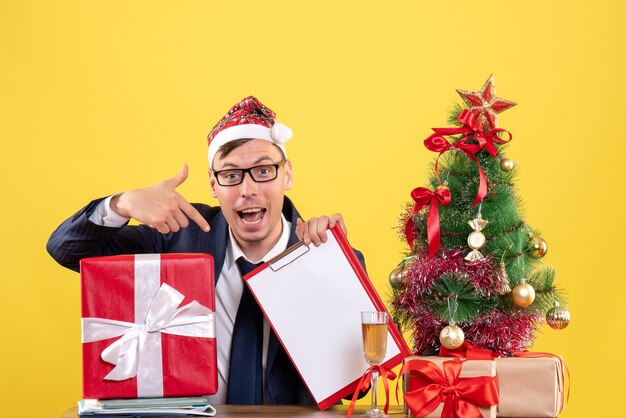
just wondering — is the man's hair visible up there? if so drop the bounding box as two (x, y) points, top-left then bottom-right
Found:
(216, 138), (254, 159)
(216, 138), (286, 160)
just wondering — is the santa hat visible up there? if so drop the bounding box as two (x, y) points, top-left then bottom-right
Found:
(207, 96), (292, 167)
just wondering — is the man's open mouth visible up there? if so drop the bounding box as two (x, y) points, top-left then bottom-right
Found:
(237, 208), (266, 225)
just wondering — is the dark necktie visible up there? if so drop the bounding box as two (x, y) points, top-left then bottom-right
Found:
(226, 258), (264, 404)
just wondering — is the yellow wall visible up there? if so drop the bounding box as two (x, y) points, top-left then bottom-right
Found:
(2, 1), (624, 416)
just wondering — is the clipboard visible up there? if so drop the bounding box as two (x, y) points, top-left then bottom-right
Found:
(243, 226), (411, 410)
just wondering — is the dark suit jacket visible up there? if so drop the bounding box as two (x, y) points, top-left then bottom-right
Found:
(47, 195), (365, 405)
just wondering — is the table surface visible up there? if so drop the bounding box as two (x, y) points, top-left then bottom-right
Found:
(62, 404), (405, 417)
(61, 404), (552, 417)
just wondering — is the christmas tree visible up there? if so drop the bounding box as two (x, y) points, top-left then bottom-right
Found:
(390, 75), (570, 356)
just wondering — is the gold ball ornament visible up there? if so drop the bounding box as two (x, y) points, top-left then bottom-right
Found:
(439, 323), (465, 350)
(512, 278), (536, 308)
(546, 302), (571, 330)
(500, 158), (515, 171)
(528, 236), (548, 258)
(389, 267), (406, 288)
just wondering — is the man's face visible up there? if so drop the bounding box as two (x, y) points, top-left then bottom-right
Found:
(210, 139), (293, 253)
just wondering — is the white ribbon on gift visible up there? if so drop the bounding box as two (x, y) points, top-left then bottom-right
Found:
(81, 254), (215, 397)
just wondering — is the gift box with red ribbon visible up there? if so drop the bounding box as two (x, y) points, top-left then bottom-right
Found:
(496, 355), (567, 417)
(80, 253), (217, 399)
(437, 342), (568, 417)
(401, 356), (498, 418)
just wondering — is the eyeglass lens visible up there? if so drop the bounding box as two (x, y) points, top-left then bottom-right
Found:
(217, 164), (278, 186)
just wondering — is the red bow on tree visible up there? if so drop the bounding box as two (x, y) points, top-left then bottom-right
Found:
(405, 186), (452, 259)
(400, 358), (499, 418)
(423, 109), (512, 206)
(455, 109), (512, 157)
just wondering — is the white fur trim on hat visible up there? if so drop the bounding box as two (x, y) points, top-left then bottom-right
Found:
(270, 122), (292, 145)
(208, 122), (291, 167)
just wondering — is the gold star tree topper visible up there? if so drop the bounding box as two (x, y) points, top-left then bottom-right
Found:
(456, 74), (517, 130)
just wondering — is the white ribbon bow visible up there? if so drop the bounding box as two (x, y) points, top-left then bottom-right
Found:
(82, 283), (215, 382)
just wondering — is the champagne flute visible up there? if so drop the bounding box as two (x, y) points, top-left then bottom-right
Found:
(361, 311), (389, 418)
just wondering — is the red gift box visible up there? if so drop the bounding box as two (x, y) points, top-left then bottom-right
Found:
(80, 253), (217, 399)
(401, 356), (499, 418)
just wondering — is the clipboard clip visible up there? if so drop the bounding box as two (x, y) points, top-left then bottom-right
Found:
(268, 240), (310, 272)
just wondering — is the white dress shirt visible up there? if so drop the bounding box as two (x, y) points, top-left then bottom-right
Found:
(89, 197), (292, 404)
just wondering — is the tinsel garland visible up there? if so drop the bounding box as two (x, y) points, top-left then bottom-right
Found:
(392, 247), (541, 355)
(404, 248), (497, 299)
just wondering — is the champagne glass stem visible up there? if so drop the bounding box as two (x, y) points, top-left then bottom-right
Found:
(370, 369), (379, 411)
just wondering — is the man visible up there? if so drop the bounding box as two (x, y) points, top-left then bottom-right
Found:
(47, 96), (364, 405)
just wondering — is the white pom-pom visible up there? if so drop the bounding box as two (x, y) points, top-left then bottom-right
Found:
(270, 122), (292, 145)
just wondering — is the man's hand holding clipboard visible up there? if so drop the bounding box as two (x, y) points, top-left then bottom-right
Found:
(295, 214), (347, 246)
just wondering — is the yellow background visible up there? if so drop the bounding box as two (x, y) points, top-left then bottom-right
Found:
(1, 1), (624, 417)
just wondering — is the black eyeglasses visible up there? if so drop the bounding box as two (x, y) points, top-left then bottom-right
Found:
(211, 160), (286, 186)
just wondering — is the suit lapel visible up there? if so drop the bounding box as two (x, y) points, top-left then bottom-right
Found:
(196, 211), (229, 285)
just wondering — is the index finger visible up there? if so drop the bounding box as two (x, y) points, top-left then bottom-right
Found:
(179, 199), (211, 232)
(329, 214), (347, 236)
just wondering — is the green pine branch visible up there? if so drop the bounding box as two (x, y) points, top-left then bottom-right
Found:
(427, 274), (495, 323)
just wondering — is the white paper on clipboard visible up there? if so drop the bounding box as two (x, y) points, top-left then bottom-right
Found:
(244, 226), (410, 409)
